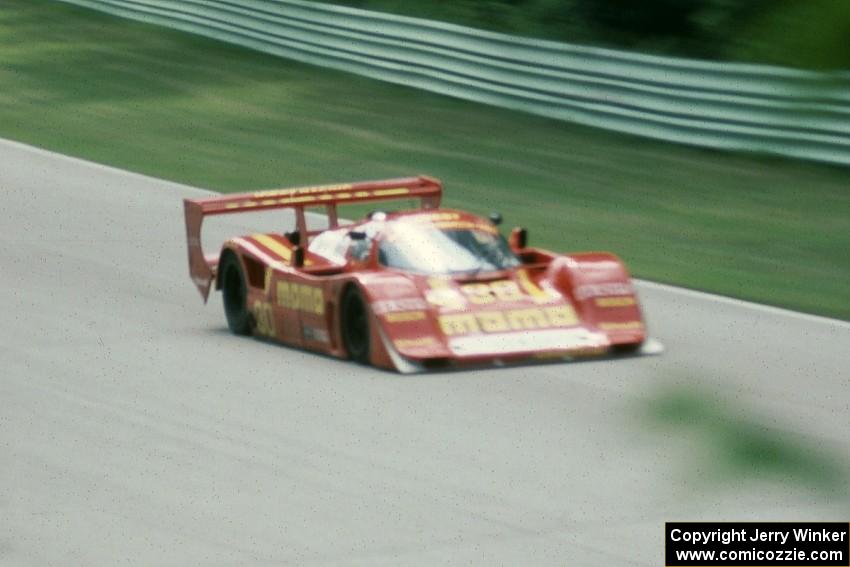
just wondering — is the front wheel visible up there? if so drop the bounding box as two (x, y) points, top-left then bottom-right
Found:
(341, 286), (370, 364)
(220, 252), (252, 335)
(611, 342), (642, 355)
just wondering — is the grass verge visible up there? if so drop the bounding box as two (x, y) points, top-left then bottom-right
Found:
(2, 0), (849, 319)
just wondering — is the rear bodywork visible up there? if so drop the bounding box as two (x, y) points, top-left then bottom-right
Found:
(184, 176), (661, 373)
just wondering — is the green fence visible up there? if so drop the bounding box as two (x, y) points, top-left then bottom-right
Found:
(56, 0), (850, 165)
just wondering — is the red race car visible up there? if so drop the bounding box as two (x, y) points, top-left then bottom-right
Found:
(184, 176), (661, 373)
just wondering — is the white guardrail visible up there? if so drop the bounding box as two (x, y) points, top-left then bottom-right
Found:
(57, 0), (850, 165)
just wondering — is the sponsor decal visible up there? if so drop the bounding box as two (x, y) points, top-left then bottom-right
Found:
(372, 298), (428, 315)
(252, 300), (276, 337)
(253, 183), (352, 198)
(438, 313), (480, 336)
(223, 186), (411, 210)
(385, 311), (427, 323)
(413, 212), (461, 223)
(575, 282), (634, 301)
(438, 305), (579, 336)
(433, 220), (498, 234)
(276, 282), (324, 315)
(598, 321), (643, 331)
(595, 296), (636, 308)
(394, 337), (437, 348)
(372, 188), (410, 197)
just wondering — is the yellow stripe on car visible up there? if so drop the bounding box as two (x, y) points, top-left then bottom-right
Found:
(252, 234), (292, 261)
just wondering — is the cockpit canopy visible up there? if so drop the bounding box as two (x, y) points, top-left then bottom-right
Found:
(307, 211), (520, 275)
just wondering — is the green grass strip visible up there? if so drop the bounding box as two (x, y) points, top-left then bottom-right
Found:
(2, 0), (849, 319)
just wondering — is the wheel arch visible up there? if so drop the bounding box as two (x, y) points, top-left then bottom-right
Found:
(336, 274), (420, 371)
(546, 251), (646, 346)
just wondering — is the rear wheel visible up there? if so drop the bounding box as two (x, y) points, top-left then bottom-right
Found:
(220, 252), (252, 335)
(341, 286), (370, 364)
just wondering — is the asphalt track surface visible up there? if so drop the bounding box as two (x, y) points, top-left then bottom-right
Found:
(2, 139), (848, 566)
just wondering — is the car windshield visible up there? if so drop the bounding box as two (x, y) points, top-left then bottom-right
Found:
(378, 221), (520, 275)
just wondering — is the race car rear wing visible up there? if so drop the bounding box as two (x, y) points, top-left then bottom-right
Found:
(184, 175), (442, 301)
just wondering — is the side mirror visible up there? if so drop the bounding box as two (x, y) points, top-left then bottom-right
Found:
(292, 246), (305, 268)
(285, 230), (301, 246)
(509, 227), (527, 250)
(488, 212), (503, 226)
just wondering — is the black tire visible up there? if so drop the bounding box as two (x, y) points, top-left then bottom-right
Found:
(220, 252), (252, 335)
(612, 342), (642, 355)
(341, 285), (370, 364)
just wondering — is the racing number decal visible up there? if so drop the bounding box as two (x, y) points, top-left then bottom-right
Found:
(253, 300), (276, 337)
(427, 279), (548, 309)
(425, 278), (465, 310)
(427, 280), (526, 307)
(460, 281), (525, 304)
(460, 283), (492, 304)
(489, 280), (524, 302)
